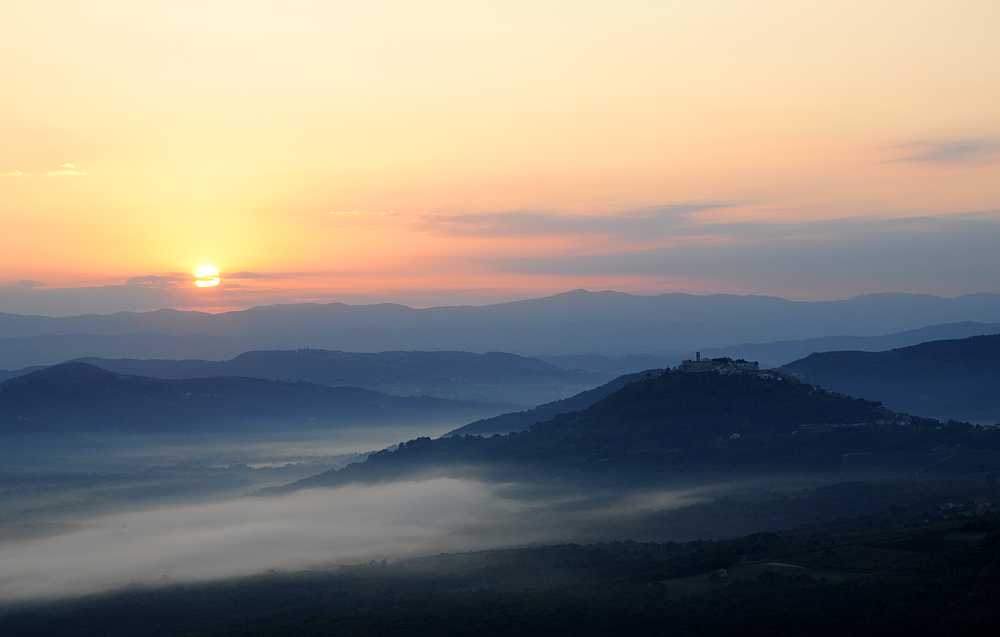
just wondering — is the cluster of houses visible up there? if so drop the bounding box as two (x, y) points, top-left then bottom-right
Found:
(676, 352), (787, 380)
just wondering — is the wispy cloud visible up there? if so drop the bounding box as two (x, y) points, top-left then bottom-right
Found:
(46, 162), (87, 176)
(125, 271), (268, 285)
(411, 205), (725, 240)
(320, 205), (728, 240)
(125, 273), (190, 287)
(326, 210), (396, 217)
(892, 140), (1000, 164)
(226, 271), (269, 280)
(4, 280), (43, 289)
(493, 210), (1000, 297)
(2, 163), (88, 177)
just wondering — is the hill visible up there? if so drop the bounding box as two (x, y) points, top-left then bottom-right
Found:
(0, 363), (503, 436)
(72, 350), (603, 406)
(3, 290), (1000, 367)
(277, 371), (998, 491)
(0, 365), (43, 383)
(446, 371), (649, 436)
(779, 333), (1000, 424)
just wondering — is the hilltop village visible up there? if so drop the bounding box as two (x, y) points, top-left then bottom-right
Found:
(676, 352), (776, 377)
(670, 353), (930, 432)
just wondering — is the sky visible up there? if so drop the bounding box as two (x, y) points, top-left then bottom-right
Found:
(1, 1), (999, 314)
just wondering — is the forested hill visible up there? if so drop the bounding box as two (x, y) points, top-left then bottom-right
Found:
(275, 371), (995, 491)
(779, 333), (1000, 424)
(445, 371), (649, 436)
(0, 362), (502, 435)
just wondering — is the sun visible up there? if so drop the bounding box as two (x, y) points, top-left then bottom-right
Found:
(194, 265), (220, 288)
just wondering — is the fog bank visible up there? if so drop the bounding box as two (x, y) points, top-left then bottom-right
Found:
(0, 479), (598, 602)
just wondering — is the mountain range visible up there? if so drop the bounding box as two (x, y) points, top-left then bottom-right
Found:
(65, 350), (602, 406)
(541, 320), (1000, 373)
(0, 363), (504, 437)
(3, 290), (1000, 368)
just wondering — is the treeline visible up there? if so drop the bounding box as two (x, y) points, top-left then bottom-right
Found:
(199, 570), (1000, 637)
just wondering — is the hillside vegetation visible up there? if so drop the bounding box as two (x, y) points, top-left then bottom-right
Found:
(281, 371), (998, 490)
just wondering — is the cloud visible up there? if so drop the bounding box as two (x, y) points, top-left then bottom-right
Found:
(125, 273), (190, 287)
(493, 210), (1000, 297)
(124, 271), (267, 285)
(1, 163), (87, 177)
(45, 167), (87, 176)
(226, 271), (269, 280)
(411, 205), (724, 240)
(892, 140), (1000, 164)
(5, 280), (43, 290)
(320, 204), (732, 242)
(0, 271), (385, 317)
(327, 210), (395, 217)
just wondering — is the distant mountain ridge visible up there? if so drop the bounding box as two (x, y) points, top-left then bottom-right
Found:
(1, 290), (1000, 367)
(540, 321), (1000, 374)
(699, 321), (1000, 368)
(779, 333), (1000, 424)
(69, 350), (603, 406)
(0, 365), (44, 383)
(0, 362), (504, 436)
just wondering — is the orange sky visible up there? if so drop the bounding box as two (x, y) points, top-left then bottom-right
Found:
(1, 1), (999, 313)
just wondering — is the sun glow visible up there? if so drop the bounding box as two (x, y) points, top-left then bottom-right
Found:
(195, 266), (220, 288)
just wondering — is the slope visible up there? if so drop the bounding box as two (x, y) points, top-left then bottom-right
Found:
(277, 371), (998, 491)
(779, 333), (1000, 424)
(446, 371), (649, 436)
(0, 363), (503, 436)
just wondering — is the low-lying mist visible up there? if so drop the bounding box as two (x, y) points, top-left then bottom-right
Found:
(1, 478), (710, 603)
(0, 424), (462, 472)
(0, 427), (474, 533)
(1, 466), (917, 605)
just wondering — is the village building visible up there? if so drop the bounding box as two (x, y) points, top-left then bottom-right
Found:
(677, 353), (761, 375)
